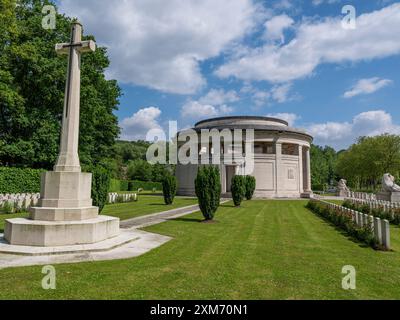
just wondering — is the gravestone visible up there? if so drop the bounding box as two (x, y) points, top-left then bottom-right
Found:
(4, 22), (119, 247)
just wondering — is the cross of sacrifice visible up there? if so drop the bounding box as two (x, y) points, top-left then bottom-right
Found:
(53, 21), (96, 173)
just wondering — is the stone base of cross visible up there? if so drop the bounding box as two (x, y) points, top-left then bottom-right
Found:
(4, 22), (120, 247)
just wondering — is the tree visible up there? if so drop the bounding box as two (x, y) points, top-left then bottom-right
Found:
(162, 175), (177, 205)
(231, 175), (246, 207)
(195, 166), (221, 221)
(127, 159), (154, 182)
(244, 175), (256, 200)
(0, 0), (120, 169)
(311, 145), (339, 190)
(336, 134), (400, 191)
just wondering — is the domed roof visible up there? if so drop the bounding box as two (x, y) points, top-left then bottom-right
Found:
(191, 116), (313, 141)
(195, 116), (288, 128)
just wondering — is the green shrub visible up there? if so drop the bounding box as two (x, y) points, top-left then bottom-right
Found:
(109, 179), (122, 192)
(128, 180), (162, 192)
(0, 167), (45, 194)
(231, 175), (246, 207)
(244, 176), (256, 200)
(91, 166), (111, 213)
(162, 175), (177, 205)
(195, 166), (221, 221)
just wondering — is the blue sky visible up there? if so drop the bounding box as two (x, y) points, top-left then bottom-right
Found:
(57, 0), (400, 150)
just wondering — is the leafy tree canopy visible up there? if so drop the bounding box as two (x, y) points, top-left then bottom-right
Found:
(336, 134), (400, 190)
(0, 0), (120, 169)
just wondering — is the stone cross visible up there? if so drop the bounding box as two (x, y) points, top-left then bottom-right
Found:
(54, 21), (96, 172)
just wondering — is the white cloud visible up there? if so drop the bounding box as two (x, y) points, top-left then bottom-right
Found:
(199, 89), (239, 105)
(216, 3), (400, 83)
(252, 90), (271, 107)
(274, 0), (293, 10)
(181, 89), (238, 120)
(312, 0), (341, 6)
(343, 77), (393, 98)
(264, 14), (294, 43)
(120, 107), (163, 141)
(250, 83), (295, 106)
(308, 110), (400, 149)
(181, 101), (233, 120)
(59, 0), (259, 94)
(271, 83), (293, 103)
(267, 113), (299, 126)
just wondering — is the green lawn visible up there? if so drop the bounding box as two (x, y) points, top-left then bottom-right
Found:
(1, 200), (400, 299)
(0, 196), (196, 233)
(102, 196), (198, 221)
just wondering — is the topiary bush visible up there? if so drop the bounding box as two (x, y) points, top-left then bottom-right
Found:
(231, 175), (246, 207)
(162, 175), (177, 205)
(195, 166), (221, 221)
(244, 175), (256, 200)
(90, 166), (111, 213)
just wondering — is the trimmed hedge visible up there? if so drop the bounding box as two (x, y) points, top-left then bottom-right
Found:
(91, 166), (111, 213)
(129, 180), (162, 192)
(244, 175), (256, 200)
(109, 179), (162, 192)
(0, 167), (45, 194)
(195, 166), (221, 221)
(162, 175), (177, 205)
(231, 175), (246, 207)
(109, 179), (129, 192)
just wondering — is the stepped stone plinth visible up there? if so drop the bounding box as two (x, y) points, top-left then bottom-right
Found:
(3, 21), (120, 249)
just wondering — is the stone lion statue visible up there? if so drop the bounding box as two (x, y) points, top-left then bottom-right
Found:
(382, 173), (400, 192)
(337, 179), (350, 192)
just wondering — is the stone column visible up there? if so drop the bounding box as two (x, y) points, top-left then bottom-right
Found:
(275, 143), (282, 196)
(298, 145), (304, 194)
(305, 147), (312, 192)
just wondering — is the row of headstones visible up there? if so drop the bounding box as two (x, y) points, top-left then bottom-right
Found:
(346, 191), (377, 201)
(107, 193), (138, 204)
(0, 193), (41, 212)
(318, 199), (391, 250)
(345, 197), (400, 216)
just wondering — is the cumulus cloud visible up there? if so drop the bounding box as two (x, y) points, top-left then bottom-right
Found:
(250, 83), (295, 106)
(264, 14), (294, 43)
(198, 89), (239, 105)
(181, 101), (233, 120)
(216, 3), (400, 83)
(180, 89), (238, 120)
(120, 107), (163, 141)
(59, 0), (258, 94)
(267, 113), (299, 126)
(307, 110), (400, 149)
(270, 83), (294, 103)
(343, 77), (393, 98)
